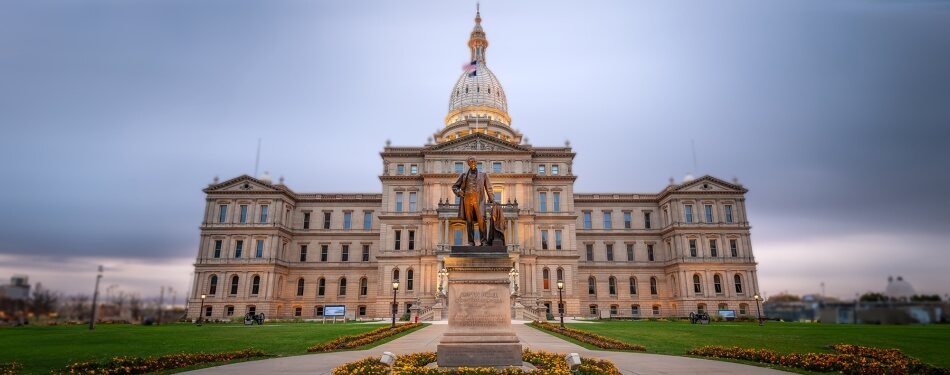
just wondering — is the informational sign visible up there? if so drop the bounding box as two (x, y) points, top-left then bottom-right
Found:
(325, 305), (346, 317)
(718, 310), (736, 319)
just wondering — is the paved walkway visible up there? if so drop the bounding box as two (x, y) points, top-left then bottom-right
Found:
(183, 320), (791, 374)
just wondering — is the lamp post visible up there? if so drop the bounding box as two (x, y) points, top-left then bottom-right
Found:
(391, 280), (399, 328)
(509, 268), (519, 295)
(557, 280), (565, 330)
(753, 293), (762, 326)
(197, 294), (206, 326)
(89, 265), (103, 330)
(437, 268), (448, 297)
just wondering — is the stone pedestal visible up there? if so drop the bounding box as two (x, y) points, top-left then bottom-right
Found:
(437, 246), (522, 368)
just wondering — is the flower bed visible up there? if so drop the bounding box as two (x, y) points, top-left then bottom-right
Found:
(687, 344), (947, 374)
(307, 323), (423, 352)
(50, 349), (266, 375)
(529, 321), (646, 352)
(1, 362), (23, 375)
(332, 349), (620, 374)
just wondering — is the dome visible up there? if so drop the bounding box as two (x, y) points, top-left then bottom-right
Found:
(443, 6), (511, 127)
(885, 276), (916, 300)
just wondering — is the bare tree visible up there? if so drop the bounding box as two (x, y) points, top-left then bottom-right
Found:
(30, 283), (60, 321)
(129, 293), (142, 322)
(71, 294), (90, 321)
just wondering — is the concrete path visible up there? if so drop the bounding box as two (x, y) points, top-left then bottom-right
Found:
(183, 320), (791, 374)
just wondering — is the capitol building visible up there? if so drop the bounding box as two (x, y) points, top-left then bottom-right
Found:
(187, 9), (761, 322)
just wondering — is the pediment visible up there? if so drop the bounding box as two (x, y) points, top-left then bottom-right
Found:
(204, 175), (283, 193)
(425, 133), (530, 153)
(672, 175), (747, 193)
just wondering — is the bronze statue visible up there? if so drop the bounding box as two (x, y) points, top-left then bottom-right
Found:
(452, 156), (494, 246)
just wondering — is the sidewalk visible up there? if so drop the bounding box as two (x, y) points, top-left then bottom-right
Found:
(183, 320), (792, 374)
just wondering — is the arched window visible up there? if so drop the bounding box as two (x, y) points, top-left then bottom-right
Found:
(734, 274), (743, 293)
(209, 275), (218, 295)
(697, 303), (706, 314)
(251, 275), (260, 295)
(407, 269), (414, 291)
(629, 277), (638, 295)
(718, 303), (727, 310)
(587, 277), (596, 295)
(296, 278), (305, 296)
(714, 274), (723, 294)
(230, 275), (239, 295)
(542, 268), (550, 289)
(339, 277), (347, 296)
(693, 274), (702, 294)
(556, 268), (564, 281)
(608, 277), (617, 295)
(317, 277), (326, 296)
(360, 277), (368, 296)
(392, 269), (400, 283)
(649, 277), (658, 295)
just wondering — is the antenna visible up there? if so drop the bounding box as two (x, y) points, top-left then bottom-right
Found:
(691, 139), (698, 175)
(254, 138), (261, 177)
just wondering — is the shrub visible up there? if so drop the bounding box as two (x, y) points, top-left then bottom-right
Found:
(333, 349), (620, 374)
(530, 321), (646, 351)
(51, 349), (266, 375)
(687, 344), (947, 374)
(1, 362), (22, 375)
(308, 323), (422, 352)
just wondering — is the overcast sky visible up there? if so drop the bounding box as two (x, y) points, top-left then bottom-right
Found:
(2, 0), (948, 304)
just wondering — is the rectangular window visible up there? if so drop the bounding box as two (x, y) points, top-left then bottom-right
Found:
(689, 239), (697, 257)
(320, 245), (328, 262)
(343, 212), (351, 229)
(684, 205), (693, 223)
(477, 161), (483, 170)
(408, 231), (415, 250)
(226, 306), (234, 316)
(455, 162), (463, 173)
(256, 240), (264, 257)
(294, 307), (302, 317)
(235, 240), (243, 258)
(653, 305), (660, 315)
(303, 213), (311, 229)
(709, 239), (718, 257)
(396, 164), (405, 175)
(626, 244), (634, 261)
(705, 205), (713, 222)
(629, 279), (638, 295)
(364, 212), (372, 229)
(583, 212), (591, 229)
(492, 162), (501, 173)
(603, 212), (612, 229)
(552, 192), (560, 212)
(647, 244), (654, 261)
(341, 245), (349, 261)
(623, 212), (631, 229)
(541, 230), (548, 250)
(218, 205), (227, 223)
(730, 239), (738, 257)
(362, 245), (370, 261)
(493, 191), (501, 202)
(394, 230), (401, 250)
(538, 165), (545, 175)
(395, 192), (403, 212)
(300, 245), (307, 262)
(239, 205), (248, 223)
(631, 305), (640, 315)
(644, 212), (651, 229)
(323, 212), (331, 229)
(318, 280), (325, 296)
(586, 244), (593, 261)
(359, 306), (366, 316)
(606, 244), (614, 261)
(551, 165), (558, 175)
(410, 164), (418, 175)
(259, 205), (268, 223)
(454, 229), (462, 246)
(213, 240), (222, 258)
(555, 230), (562, 250)
(539, 192), (547, 212)
(409, 192), (417, 212)
(725, 205), (733, 223)
(315, 306), (324, 315)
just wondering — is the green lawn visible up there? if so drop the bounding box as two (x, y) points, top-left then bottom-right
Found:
(0, 322), (405, 374)
(550, 320), (949, 369)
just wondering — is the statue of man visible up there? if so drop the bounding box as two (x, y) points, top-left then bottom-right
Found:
(452, 156), (494, 246)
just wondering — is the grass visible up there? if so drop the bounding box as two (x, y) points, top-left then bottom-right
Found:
(0, 322), (415, 374)
(547, 320), (950, 369)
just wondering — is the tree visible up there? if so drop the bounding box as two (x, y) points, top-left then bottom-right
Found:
(860, 292), (887, 302)
(30, 283), (60, 320)
(71, 294), (90, 321)
(910, 294), (941, 302)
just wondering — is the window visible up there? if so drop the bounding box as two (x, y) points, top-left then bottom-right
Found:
(362, 245), (370, 261)
(714, 274), (723, 294)
(553, 192), (560, 212)
(541, 230), (548, 250)
(555, 230), (562, 250)
(551, 165), (558, 175)
(492, 162), (501, 173)
(209, 275), (218, 295)
(631, 305), (640, 315)
(218, 205), (227, 223)
(647, 244), (654, 261)
(734, 274), (743, 293)
(493, 191), (501, 202)
(730, 239), (738, 257)
(341, 245), (349, 261)
(629, 277), (638, 295)
(652, 305), (660, 315)
(256, 240), (264, 258)
(230, 275), (239, 294)
(739, 303), (748, 315)
(338, 278), (347, 296)
(204, 306), (212, 317)
(724, 205), (733, 223)
(260, 205), (268, 223)
(603, 212), (612, 229)
(323, 212), (331, 229)
(609, 305), (618, 315)
(409, 192), (417, 212)
(317, 278), (325, 296)
(455, 162), (463, 173)
(644, 212), (651, 229)
(705, 205), (713, 222)
(301, 212), (310, 229)
(697, 303), (706, 314)
(626, 244), (634, 261)
(213, 240), (222, 258)
(689, 239), (697, 257)
(477, 161), (483, 171)
(297, 279), (305, 296)
(294, 307), (302, 317)
(539, 192), (547, 212)
(359, 306), (366, 316)
(360, 278), (368, 295)
(454, 229), (462, 246)
(684, 205), (693, 223)
(343, 212), (351, 229)
(299, 245), (307, 262)
(315, 306), (324, 316)
(606, 244), (614, 261)
(408, 231), (415, 250)
(542, 268), (550, 289)
(240, 205), (248, 223)
(588, 277), (596, 295)
(410, 164), (418, 175)
(623, 212), (631, 228)
(693, 274), (702, 294)
(364, 212), (372, 229)
(557, 268), (563, 281)
(650, 277), (658, 295)
(538, 165), (545, 175)
(608, 277), (617, 295)
(589, 305), (598, 315)
(586, 244), (593, 261)
(395, 192), (403, 212)
(226, 305), (234, 316)
(583, 212), (591, 229)
(235, 240), (243, 258)
(407, 269), (414, 290)
(709, 239), (718, 257)
(392, 269), (399, 283)
(252, 275), (260, 295)
(320, 245), (328, 262)
(396, 164), (405, 175)
(394, 230), (401, 250)
(719, 303), (728, 311)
